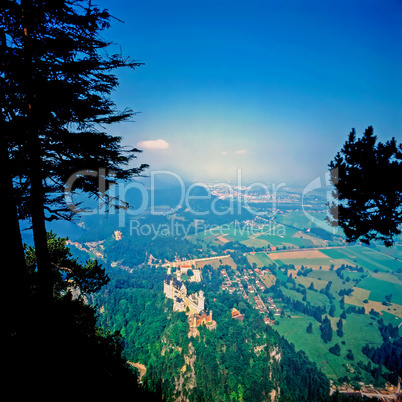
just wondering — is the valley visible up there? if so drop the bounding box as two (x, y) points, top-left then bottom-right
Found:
(63, 192), (402, 399)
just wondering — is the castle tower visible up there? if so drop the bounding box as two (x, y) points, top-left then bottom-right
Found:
(198, 290), (205, 311)
(163, 277), (173, 299)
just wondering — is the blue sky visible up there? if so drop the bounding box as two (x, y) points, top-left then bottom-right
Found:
(96, 0), (402, 186)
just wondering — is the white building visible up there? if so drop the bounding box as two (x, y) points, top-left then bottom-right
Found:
(163, 275), (205, 314)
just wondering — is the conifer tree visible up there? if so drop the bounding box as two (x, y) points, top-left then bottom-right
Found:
(329, 304), (336, 317)
(346, 349), (354, 361)
(336, 318), (344, 337)
(319, 315), (333, 343)
(1, 0), (148, 301)
(329, 343), (341, 356)
(1, 2), (156, 388)
(329, 126), (402, 247)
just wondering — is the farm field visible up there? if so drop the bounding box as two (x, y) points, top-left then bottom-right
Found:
(258, 233), (315, 248)
(275, 211), (328, 230)
(273, 312), (384, 382)
(270, 246), (402, 319)
(295, 276), (329, 291)
(242, 237), (270, 248)
(379, 311), (402, 326)
(246, 252), (275, 268)
(188, 208), (402, 384)
(281, 285), (332, 308)
(267, 244), (402, 276)
(195, 256), (237, 270)
(308, 270), (339, 282)
(358, 276), (402, 305)
(260, 273), (276, 288)
(266, 242), (401, 369)
(268, 249), (334, 268)
(187, 214), (344, 251)
(321, 246), (402, 273)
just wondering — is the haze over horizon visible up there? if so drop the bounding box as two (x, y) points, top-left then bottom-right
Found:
(97, 0), (402, 187)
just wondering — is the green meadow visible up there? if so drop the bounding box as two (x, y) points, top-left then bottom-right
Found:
(274, 312), (383, 382)
(188, 210), (402, 386)
(359, 276), (402, 305)
(246, 252), (275, 268)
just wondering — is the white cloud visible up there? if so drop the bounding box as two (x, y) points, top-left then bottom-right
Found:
(221, 151), (228, 155)
(235, 149), (247, 155)
(138, 139), (170, 150)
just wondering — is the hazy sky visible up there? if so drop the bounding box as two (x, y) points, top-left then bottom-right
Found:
(96, 0), (402, 186)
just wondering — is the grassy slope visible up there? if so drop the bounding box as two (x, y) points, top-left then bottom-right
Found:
(274, 309), (383, 382)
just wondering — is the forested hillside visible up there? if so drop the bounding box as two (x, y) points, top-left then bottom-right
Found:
(94, 267), (330, 401)
(5, 233), (159, 397)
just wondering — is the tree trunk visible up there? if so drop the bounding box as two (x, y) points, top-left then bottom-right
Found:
(28, 138), (53, 303)
(2, 131), (28, 333)
(22, 0), (53, 304)
(1, 13), (28, 334)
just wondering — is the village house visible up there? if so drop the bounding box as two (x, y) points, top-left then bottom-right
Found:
(267, 297), (276, 309)
(264, 317), (275, 325)
(247, 284), (255, 293)
(231, 308), (245, 321)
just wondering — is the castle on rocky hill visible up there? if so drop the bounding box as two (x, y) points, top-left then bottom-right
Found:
(163, 275), (217, 333)
(163, 275), (205, 313)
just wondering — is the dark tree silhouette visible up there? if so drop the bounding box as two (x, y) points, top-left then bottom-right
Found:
(1, 2), (162, 391)
(319, 315), (333, 343)
(328, 126), (402, 247)
(1, 0), (148, 301)
(329, 343), (341, 356)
